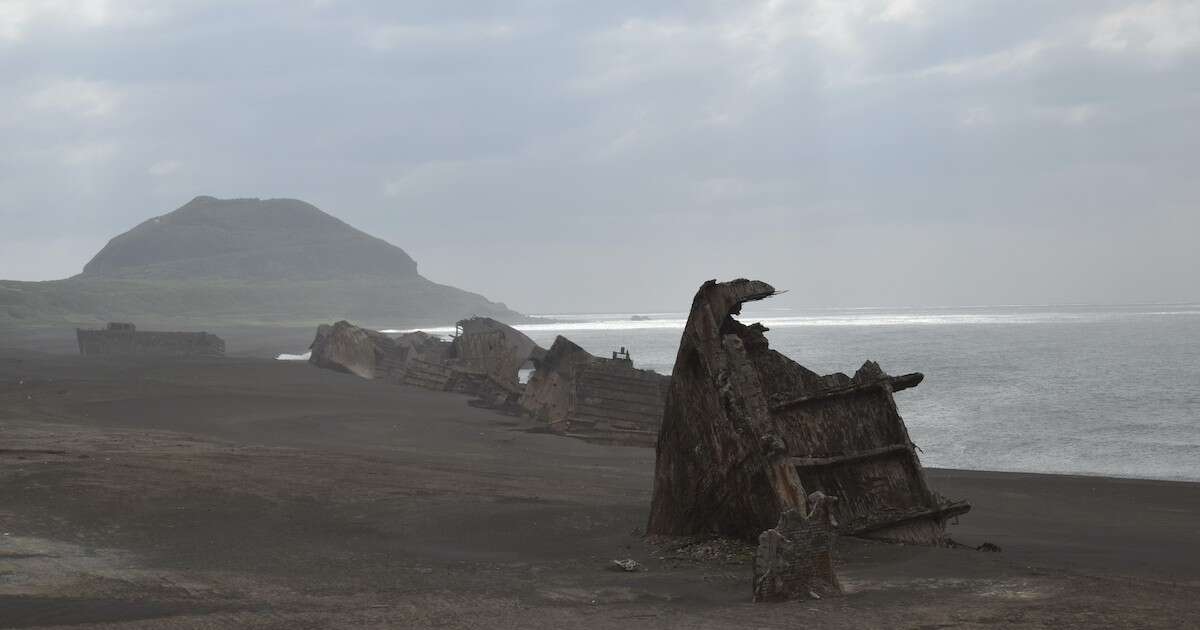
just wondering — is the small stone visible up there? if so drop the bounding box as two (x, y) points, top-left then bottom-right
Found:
(610, 558), (641, 572)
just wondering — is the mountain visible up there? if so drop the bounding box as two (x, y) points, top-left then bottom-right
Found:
(0, 196), (524, 332)
(81, 196), (420, 281)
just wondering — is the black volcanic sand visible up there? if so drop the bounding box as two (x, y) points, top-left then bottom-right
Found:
(1, 351), (1198, 628)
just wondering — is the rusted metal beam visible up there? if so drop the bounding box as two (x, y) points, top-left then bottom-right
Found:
(789, 443), (911, 468)
(768, 372), (924, 412)
(844, 502), (973, 537)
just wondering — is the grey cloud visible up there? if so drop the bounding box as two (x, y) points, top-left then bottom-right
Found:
(1, 0), (1197, 312)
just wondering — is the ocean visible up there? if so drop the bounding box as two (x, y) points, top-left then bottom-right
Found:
(370, 304), (1200, 482)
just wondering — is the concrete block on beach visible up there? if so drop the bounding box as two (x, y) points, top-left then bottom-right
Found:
(76, 322), (225, 358)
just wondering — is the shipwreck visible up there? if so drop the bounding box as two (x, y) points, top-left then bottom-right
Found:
(309, 317), (542, 404)
(647, 279), (969, 544)
(77, 322), (225, 358)
(307, 319), (668, 443)
(308, 320), (411, 380)
(519, 337), (669, 445)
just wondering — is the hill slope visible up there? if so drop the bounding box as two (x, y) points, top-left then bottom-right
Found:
(82, 196), (421, 281)
(0, 196), (523, 331)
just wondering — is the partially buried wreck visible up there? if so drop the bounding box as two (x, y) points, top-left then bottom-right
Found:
(308, 320), (408, 380)
(77, 322), (225, 357)
(309, 317), (541, 404)
(647, 279), (969, 545)
(519, 336), (669, 445)
(307, 319), (667, 442)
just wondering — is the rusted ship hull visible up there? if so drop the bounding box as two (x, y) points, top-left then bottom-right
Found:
(647, 279), (968, 544)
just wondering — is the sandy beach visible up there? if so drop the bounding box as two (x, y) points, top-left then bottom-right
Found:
(2, 350), (1198, 628)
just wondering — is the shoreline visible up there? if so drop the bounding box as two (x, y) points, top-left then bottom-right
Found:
(3, 347), (1198, 485)
(932, 466), (1200, 487)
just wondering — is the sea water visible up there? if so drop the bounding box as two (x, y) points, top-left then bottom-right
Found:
(375, 304), (1200, 482)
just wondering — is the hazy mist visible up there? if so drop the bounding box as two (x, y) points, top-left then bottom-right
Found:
(1, 1), (1197, 313)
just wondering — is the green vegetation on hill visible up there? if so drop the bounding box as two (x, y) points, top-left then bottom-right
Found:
(0, 196), (524, 331)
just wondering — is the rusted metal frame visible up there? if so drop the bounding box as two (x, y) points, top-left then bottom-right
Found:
(843, 501), (973, 537)
(788, 443), (912, 468)
(767, 373), (923, 413)
(779, 378), (939, 505)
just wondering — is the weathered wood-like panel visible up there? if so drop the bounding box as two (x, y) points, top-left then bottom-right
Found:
(401, 357), (455, 390)
(774, 389), (908, 455)
(519, 336), (669, 445)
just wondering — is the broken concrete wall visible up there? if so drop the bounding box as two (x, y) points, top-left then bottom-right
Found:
(518, 336), (593, 431)
(519, 336), (668, 444)
(304, 319), (668, 446)
(393, 331), (455, 388)
(647, 279), (968, 544)
(77, 323), (225, 358)
(307, 318), (539, 401)
(753, 492), (841, 602)
(451, 317), (543, 394)
(309, 320), (413, 380)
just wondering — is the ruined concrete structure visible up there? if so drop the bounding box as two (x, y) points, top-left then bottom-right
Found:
(309, 320), (406, 379)
(446, 317), (544, 401)
(77, 322), (225, 357)
(519, 336), (669, 444)
(394, 331), (456, 389)
(307, 320), (668, 444)
(753, 492), (841, 602)
(647, 279), (969, 544)
(309, 318), (542, 405)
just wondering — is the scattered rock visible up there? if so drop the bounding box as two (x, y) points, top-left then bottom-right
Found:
(610, 559), (641, 572)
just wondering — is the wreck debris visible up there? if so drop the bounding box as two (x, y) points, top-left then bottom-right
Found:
(309, 318), (542, 406)
(306, 320), (670, 445)
(444, 317), (544, 405)
(453, 317), (543, 390)
(77, 322), (225, 357)
(309, 320), (409, 380)
(518, 336), (669, 445)
(395, 332), (456, 389)
(753, 491), (841, 602)
(647, 279), (969, 544)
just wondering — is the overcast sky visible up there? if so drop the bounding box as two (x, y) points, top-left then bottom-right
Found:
(1, 1), (1197, 312)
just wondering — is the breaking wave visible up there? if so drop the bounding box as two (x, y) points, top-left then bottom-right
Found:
(384, 304), (1200, 336)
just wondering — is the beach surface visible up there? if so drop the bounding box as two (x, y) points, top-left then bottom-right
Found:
(1, 351), (1198, 628)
